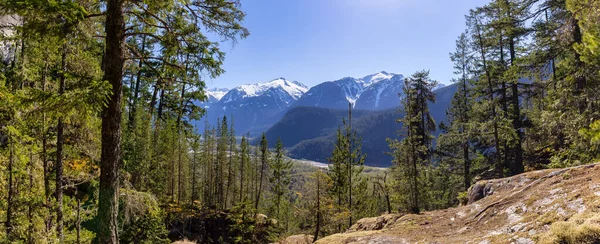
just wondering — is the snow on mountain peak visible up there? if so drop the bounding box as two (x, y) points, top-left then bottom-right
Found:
(434, 83), (446, 91)
(224, 78), (308, 102)
(360, 71), (396, 86)
(206, 87), (229, 100)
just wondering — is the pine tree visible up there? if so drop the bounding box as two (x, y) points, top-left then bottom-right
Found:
(98, 1), (248, 240)
(239, 135), (249, 202)
(268, 138), (293, 223)
(255, 133), (269, 210)
(308, 169), (333, 242)
(327, 127), (348, 230)
(225, 119), (237, 208)
(437, 32), (476, 191)
(327, 104), (366, 229)
(344, 104), (366, 226)
(389, 71), (437, 214)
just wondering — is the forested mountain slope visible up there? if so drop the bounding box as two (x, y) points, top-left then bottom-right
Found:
(266, 84), (458, 166)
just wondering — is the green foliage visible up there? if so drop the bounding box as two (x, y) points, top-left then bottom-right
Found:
(119, 189), (169, 243)
(326, 108), (367, 229)
(120, 213), (169, 244)
(268, 138), (293, 225)
(457, 191), (468, 206)
(389, 70), (437, 214)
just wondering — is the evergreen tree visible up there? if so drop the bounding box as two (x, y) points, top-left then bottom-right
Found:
(327, 104), (366, 229)
(268, 138), (293, 223)
(308, 169), (334, 242)
(437, 32), (476, 191)
(389, 71), (437, 214)
(256, 133), (269, 210)
(327, 127), (349, 230)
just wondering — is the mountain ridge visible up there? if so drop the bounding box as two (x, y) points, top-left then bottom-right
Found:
(196, 71), (449, 137)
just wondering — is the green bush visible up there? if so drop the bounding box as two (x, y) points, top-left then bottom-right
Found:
(120, 212), (169, 244)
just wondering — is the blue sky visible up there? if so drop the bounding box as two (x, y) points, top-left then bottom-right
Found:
(204, 0), (487, 89)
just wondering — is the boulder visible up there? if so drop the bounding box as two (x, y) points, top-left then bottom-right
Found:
(467, 182), (494, 204)
(275, 234), (314, 244)
(347, 214), (403, 232)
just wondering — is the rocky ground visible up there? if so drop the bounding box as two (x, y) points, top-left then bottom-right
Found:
(312, 163), (600, 244)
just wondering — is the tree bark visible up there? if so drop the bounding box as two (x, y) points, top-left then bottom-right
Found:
(56, 39), (68, 244)
(178, 132), (183, 203)
(313, 171), (321, 243)
(77, 195), (81, 244)
(474, 18), (502, 176)
(28, 149), (34, 244)
(129, 35), (146, 129)
(255, 163), (264, 210)
(225, 135), (233, 208)
(98, 0), (125, 242)
(384, 173), (391, 214)
(460, 61), (471, 191)
(6, 138), (14, 238)
(505, 1), (524, 175)
(239, 139), (244, 202)
(191, 143), (197, 205)
(347, 102), (353, 227)
(41, 58), (52, 233)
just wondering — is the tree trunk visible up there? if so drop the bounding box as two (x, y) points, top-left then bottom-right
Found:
(313, 171), (321, 243)
(98, 0), (125, 242)
(41, 59), (52, 233)
(461, 66), (471, 191)
(129, 35), (146, 129)
(239, 143), (244, 202)
(28, 150), (34, 244)
(6, 138), (14, 238)
(348, 102), (353, 227)
(149, 81), (160, 116)
(225, 141), (233, 208)
(177, 132), (183, 203)
(157, 88), (165, 121)
(191, 144), (197, 205)
(505, 3), (524, 175)
(572, 18), (587, 113)
(56, 39), (68, 244)
(77, 195), (81, 244)
(384, 173), (391, 214)
(475, 18), (502, 176)
(463, 142), (471, 190)
(511, 80), (524, 174)
(171, 130), (176, 203)
(255, 154), (266, 210)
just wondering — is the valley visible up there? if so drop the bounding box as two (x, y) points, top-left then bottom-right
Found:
(197, 72), (455, 166)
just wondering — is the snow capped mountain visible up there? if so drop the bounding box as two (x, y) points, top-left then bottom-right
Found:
(434, 83), (446, 91)
(359, 71), (395, 86)
(198, 78), (309, 135)
(204, 88), (229, 104)
(194, 71), (448, 136)
(355, 74), (405, 110)
(207, 88), (229, 100)
(221, 78), (308, 105)
(293, 71), (404, 110)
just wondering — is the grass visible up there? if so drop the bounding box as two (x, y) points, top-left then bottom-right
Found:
(535, 212), (600, 244)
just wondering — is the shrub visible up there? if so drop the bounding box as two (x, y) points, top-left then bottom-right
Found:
(536, 213), (600, 244)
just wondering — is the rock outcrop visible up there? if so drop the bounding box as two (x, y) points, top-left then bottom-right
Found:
(316, 163), (600, 244)
(274, 234), (314, 244)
